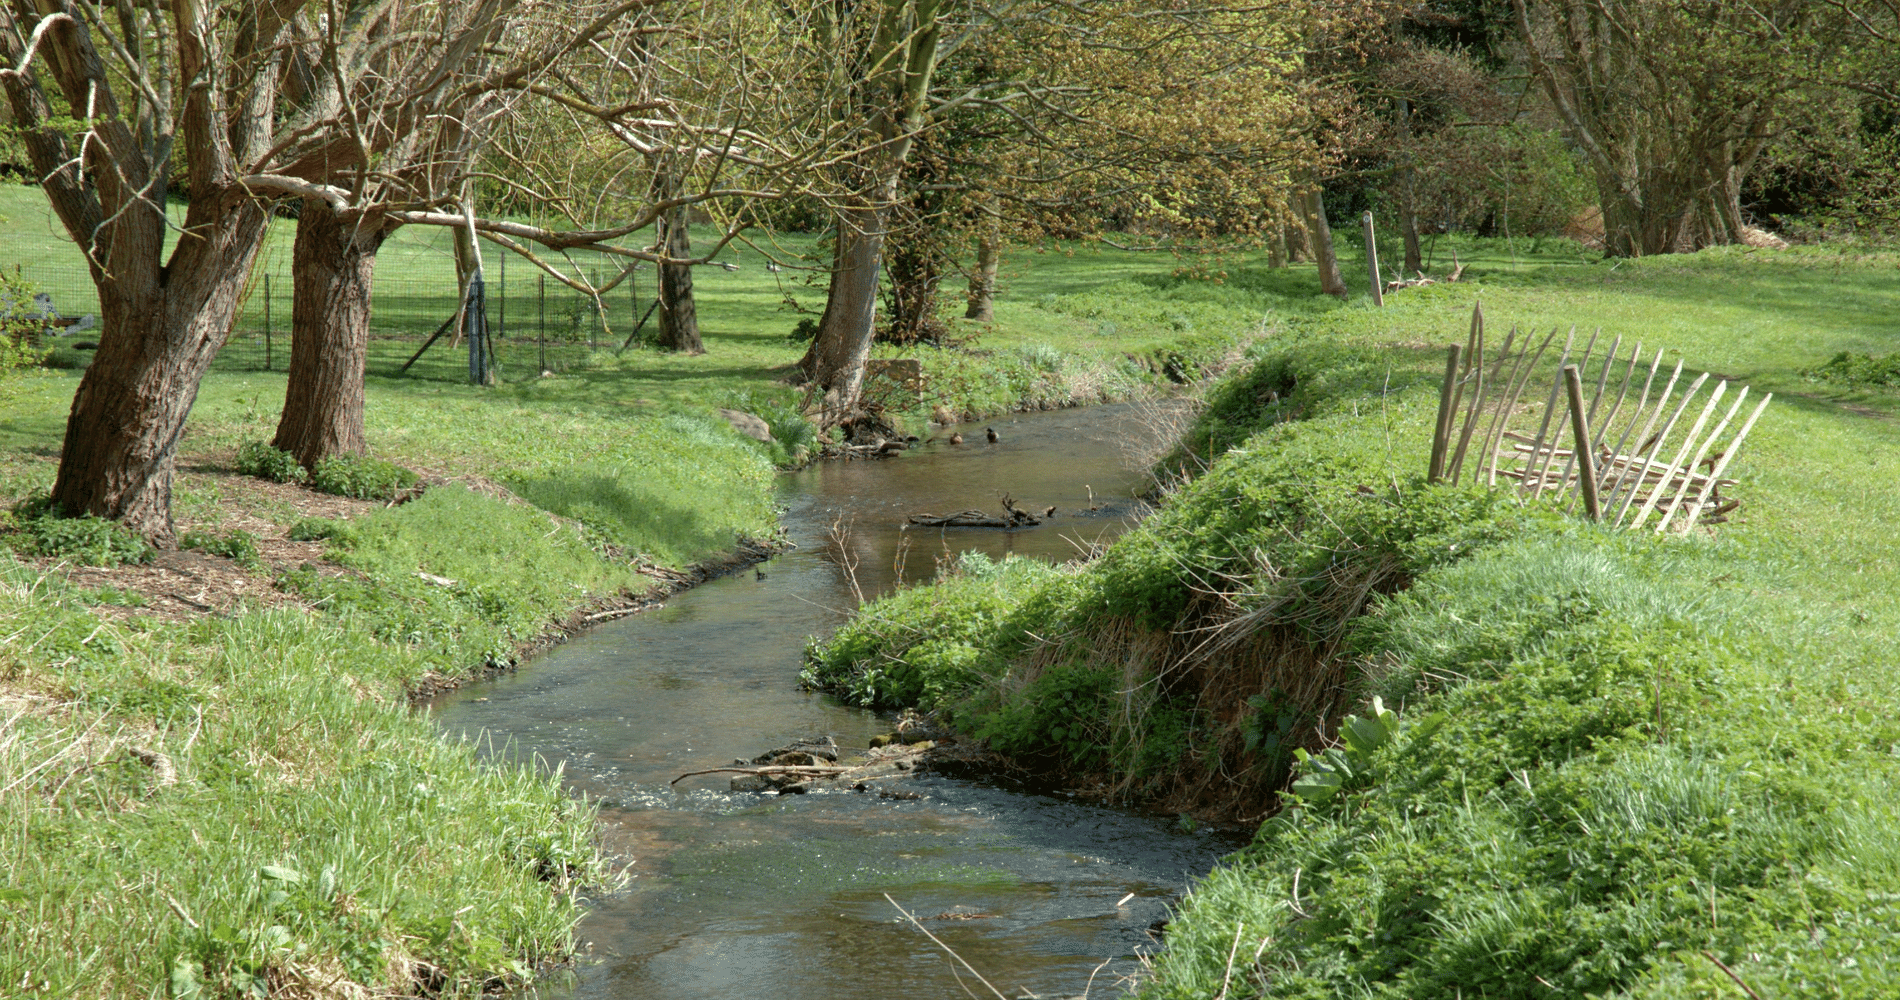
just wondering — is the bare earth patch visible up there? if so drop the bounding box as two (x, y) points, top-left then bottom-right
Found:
(26, 467), (383, 623)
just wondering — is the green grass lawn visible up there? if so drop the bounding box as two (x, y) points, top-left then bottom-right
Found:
(802, 239), (1900, 998)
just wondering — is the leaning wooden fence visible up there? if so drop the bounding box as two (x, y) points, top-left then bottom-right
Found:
(1428, 303), (1770, 533)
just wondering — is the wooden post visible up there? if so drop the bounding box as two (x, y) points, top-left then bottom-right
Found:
(1362, 211), (1384, 306)
(1429, 343), (1462, 482)
(1564, 364), (1600, 520)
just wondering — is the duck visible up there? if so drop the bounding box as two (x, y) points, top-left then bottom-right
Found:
(985, 427), (999, 443)
(949, 432), (963, 445)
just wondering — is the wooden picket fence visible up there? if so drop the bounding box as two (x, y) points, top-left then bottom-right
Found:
(1428, 303), (1771, 533)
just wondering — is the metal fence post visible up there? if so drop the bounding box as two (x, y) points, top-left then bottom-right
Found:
(466, 274), (486, 385)
(497, 251), (506, 341)
(263, 272), (273, 371)
(538, 274), (546, 373)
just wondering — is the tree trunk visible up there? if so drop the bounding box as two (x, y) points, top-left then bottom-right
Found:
(656, 205), (702, 354)
(1297, 187), (1349, 298)
(884, 232), (944, 343)
(799, 204), (886, 415)
(964, 202), (1000, 320)
(272, 201), (389, 469)
(1397, 98), (1423, 276)
(50, 205), (272, 545)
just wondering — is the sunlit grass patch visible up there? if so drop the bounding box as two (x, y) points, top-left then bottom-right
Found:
(0, 560), (610, 998)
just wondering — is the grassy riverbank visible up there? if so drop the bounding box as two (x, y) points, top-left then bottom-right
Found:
(0, 369), (783, 995)
(0, 187), (1295, 998)
(805, 243), (1900, 996)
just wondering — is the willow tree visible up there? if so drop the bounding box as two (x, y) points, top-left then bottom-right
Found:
(273, 0), (850, 465)
(269, 0), (530, 468)
(795, 0), (944, 416)
(0, 0), (304, 542)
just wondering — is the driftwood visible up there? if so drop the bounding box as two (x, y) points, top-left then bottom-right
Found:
(1383, 251), (1467, 295)
(669, 764), (851, 786)
(908, 493), (1043, 529)
(832, 438), (911, 459)
(909, 511), (1019, 528)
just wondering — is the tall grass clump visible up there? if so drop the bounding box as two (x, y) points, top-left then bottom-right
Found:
(0, 558), (609, 998)
(1143, 531), (1900, 999)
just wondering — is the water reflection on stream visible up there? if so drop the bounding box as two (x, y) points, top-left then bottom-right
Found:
(435, 404), (1241, 999)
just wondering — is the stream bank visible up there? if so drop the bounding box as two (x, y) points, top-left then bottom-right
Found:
(435, 402), (1241, 1000)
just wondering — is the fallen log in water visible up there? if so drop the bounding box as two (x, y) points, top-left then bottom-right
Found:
(909, 493), (1044, 529)
(908, 510), (1028, 528)
(669, 764), (852, 786)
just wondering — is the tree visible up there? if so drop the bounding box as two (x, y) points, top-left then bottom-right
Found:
(0, 0), (297, 542)
(654, 197), (702, 353)
(273, 0), (843, 465)
(803, 1), (1361, 395)
(272, 205), (394, 467)
(796, 0), (945, 417)
(1511, 0), (1833, 255)
(269, 0), (533, 467)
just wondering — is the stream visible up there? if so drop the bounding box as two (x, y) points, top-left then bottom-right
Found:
(433, 404), (1243, 999)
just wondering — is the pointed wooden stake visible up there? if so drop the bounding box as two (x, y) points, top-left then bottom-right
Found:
(1564, 364), (1600, 520)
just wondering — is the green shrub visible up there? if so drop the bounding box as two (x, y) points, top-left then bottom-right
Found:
(235, 441), (307, 484)
(286, 517), (344, 542)
(4, 498), (154, 566)
(0, 270), (51, 372)
(179, 528), (261, 568)
(971, 662), (1117, 763)
(1801, 349), (1900, 388)
(309, 453), (418, 501)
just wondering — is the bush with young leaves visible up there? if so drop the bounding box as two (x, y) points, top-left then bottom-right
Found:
(3, 498), (154, 566)
(310, 454), (418, 501)
(235, 442), (307, 484)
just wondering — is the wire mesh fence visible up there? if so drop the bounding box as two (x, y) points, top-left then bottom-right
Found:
(16, 253), (661, 383)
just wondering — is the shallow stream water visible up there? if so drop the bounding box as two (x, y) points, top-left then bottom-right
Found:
(434, 405), (1242, 999)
